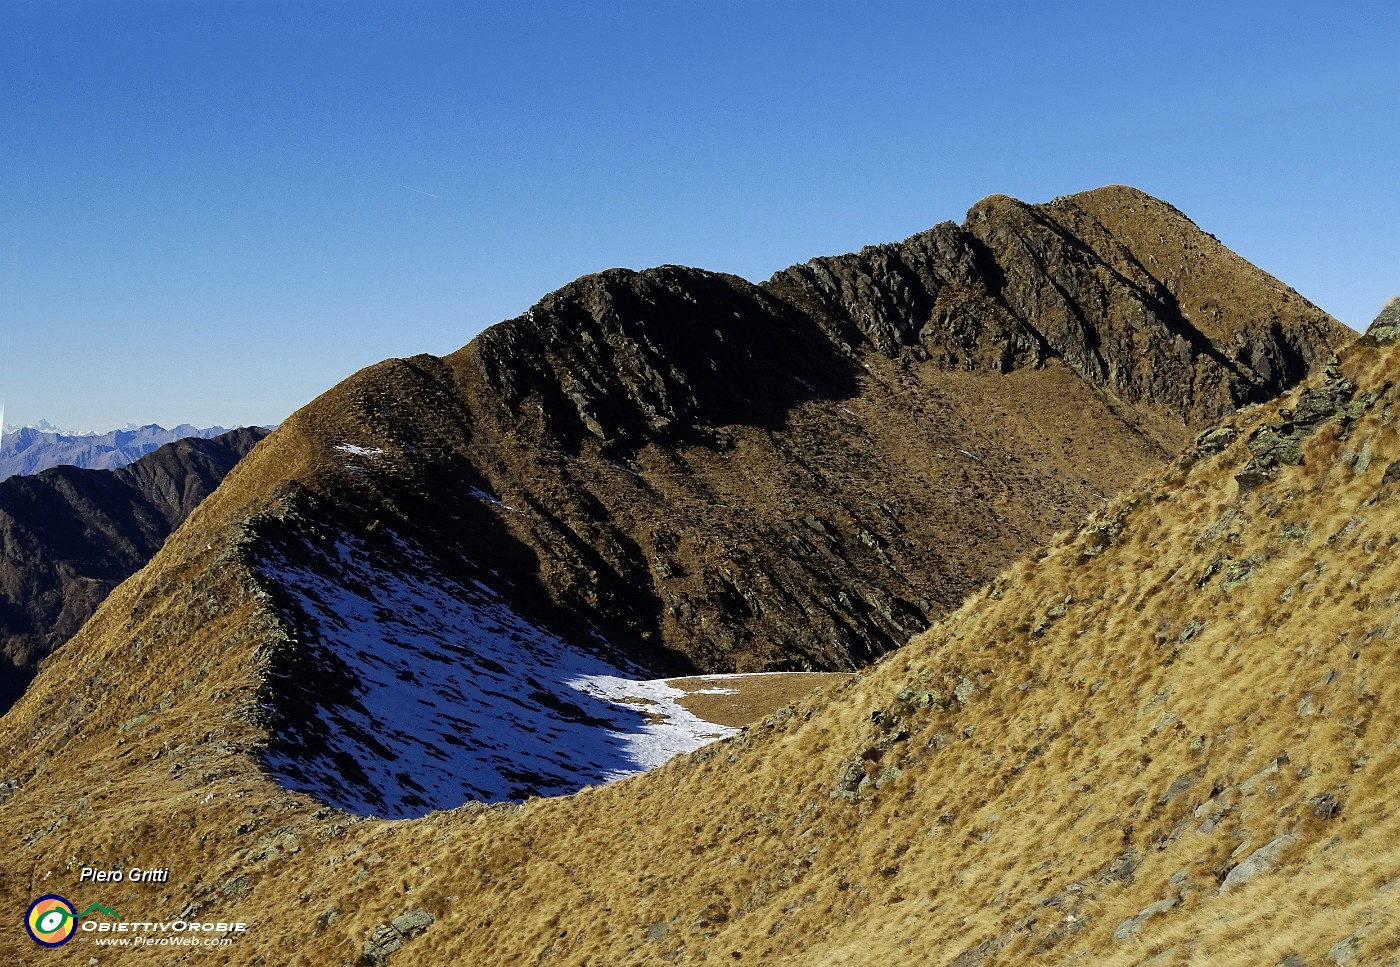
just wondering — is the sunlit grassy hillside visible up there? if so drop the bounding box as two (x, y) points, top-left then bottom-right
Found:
(7, 316), (1400, 964)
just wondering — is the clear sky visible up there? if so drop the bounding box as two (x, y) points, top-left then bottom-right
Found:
(3, 1), (1397, 431)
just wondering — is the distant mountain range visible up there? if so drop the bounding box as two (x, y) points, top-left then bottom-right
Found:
(0, 422), (267, 480)
(0, 426), (270, 711)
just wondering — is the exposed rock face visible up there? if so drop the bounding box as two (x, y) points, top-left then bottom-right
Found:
(250, 186), (1346, 700)
(0, 426), (269, 710)
(768, 187), (1338, 419)
(1363, 295), (1400, 345)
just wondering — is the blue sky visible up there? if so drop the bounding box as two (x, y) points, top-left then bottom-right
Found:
(3, 1), (1397, 431)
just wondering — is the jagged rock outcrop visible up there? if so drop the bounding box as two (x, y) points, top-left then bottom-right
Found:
(0, 426), (269, 710)
(767, 187), (1337, 418)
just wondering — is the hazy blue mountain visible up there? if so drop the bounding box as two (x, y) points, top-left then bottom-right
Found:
(0, 423), (252, 480)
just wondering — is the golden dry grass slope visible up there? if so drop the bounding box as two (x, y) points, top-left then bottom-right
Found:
(0, 201), (1374, 966)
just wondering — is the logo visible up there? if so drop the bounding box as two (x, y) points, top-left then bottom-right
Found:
(25, 894), (77, 947)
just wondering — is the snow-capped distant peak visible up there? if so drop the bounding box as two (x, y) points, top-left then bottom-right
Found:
(2, 418), (100, 437)
(0, 422), (242, 481)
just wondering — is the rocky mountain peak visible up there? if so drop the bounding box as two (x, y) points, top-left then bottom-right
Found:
(772, 186), (1341, 425)
(0, 186), (1353, 822)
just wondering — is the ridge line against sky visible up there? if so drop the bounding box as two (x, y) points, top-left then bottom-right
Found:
(3, 1), (1397, 431)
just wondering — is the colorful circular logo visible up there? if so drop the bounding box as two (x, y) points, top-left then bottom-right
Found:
(26, 894), (77, 947)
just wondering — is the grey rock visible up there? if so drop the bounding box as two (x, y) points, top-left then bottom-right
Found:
(1098, 850), (1139, 886)
(1112, 896), (1178, 943)
(832, 759), (865, 799)
(1328, 928), (1373, 965)
(1159, 768), (1204, 805)
(360, 909), (433, 965)
(390, 908), (433, 938)
(1197, 426), (1238, 455)
(361, 924), (405, 965)
(1236, 361), (1357, 490)
(1241, 753), (1290, 794)
(1309, 792), (1342, 820)
(1221, 833), (1298, 892)
(1363, 296), (1400, 346)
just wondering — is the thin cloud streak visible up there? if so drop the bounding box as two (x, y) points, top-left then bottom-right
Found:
(392, 183), (442, 200)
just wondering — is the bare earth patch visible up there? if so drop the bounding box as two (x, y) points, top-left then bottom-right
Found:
(664, 672), (854, 727)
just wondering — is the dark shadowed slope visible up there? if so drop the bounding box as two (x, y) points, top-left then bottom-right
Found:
(0, 426), (269, 711)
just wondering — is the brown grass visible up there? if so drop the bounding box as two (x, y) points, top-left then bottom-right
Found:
(7, 330), (1400, 965)
(666, 673), (854, 727)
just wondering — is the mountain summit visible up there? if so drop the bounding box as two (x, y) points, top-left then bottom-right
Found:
(0, 187), (1363, 964)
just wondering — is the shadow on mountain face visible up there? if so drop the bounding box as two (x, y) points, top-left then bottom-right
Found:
(253, 520), (729, 817)
(457, 266), (865, 458)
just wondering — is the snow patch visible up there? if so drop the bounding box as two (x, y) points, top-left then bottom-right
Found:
(467, 486), (516, 511)
(333, 443), (384, 457)
(568, 676), (735, 771)
(254, 532), (732, 818)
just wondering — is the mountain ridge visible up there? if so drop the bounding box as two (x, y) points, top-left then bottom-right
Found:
(0, 186), (1367, 964)
(3, 185), (1348, 813)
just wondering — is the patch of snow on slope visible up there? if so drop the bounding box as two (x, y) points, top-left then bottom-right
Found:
(255, 532), (729, 818)
(333, 443), (383, 457)
(567, 676), (735, 772)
